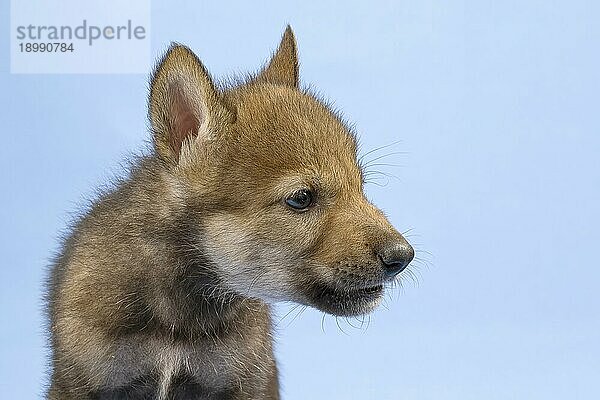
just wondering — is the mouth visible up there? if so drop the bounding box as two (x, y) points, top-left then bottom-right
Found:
(308, 283), (385, 317)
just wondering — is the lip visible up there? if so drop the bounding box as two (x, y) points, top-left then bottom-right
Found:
(308, 283), (384, 316)
(351, 284), (384, 296)
(323, 283), (384, 301)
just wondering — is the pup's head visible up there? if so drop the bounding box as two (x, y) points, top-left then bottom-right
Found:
(149, 27), (413, 316)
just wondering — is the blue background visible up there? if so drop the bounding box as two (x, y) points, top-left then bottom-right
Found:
(1, 1), (599, 398)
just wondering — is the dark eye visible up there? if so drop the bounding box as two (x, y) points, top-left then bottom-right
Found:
(285, 189), (314, 211)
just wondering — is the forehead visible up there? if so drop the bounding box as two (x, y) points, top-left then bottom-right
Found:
(221, 85), (363, 194)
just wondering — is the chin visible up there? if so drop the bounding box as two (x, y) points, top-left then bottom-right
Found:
(305, 282), (385, 317)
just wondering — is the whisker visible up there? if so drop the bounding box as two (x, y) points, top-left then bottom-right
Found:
(277, 304), (301, 326)
(284, 305), (308, 329)
(335, 317), (349, 336)
(402, 227), (416, 236)
(362, 170), (398, 179)
(364, 162), (405, 169)
(362, 151), (408, 167)
(362, 170), (401, 184)
(364, 179), (389, 187)
(416, 248), (434, 257)
(403, 268), (420, 287)
(345, 316), (363, 331)
(358, 140), (403, 163)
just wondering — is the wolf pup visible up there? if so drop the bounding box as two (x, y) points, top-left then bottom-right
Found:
(47, 26), (414, 399)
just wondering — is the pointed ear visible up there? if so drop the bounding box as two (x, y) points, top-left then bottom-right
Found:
(149, 44), (232, 163)
(253, 25), (299, 87)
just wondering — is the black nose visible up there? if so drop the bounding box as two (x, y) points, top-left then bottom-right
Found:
(379, 241), (414, 278)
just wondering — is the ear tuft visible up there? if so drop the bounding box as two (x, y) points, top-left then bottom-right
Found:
(149, 44), (231, 163)
(254, 25), (299, 87)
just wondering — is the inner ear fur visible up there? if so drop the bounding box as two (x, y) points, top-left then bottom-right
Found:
(149, 44), (232, 163)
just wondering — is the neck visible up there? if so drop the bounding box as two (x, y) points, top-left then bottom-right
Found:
(115, 157), (268, 341)
(148, 179), (261, 340)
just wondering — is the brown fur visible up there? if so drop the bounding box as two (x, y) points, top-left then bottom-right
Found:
(47, 26), (413, 399)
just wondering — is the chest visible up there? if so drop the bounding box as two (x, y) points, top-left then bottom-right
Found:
(96, 331), (274, 400)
